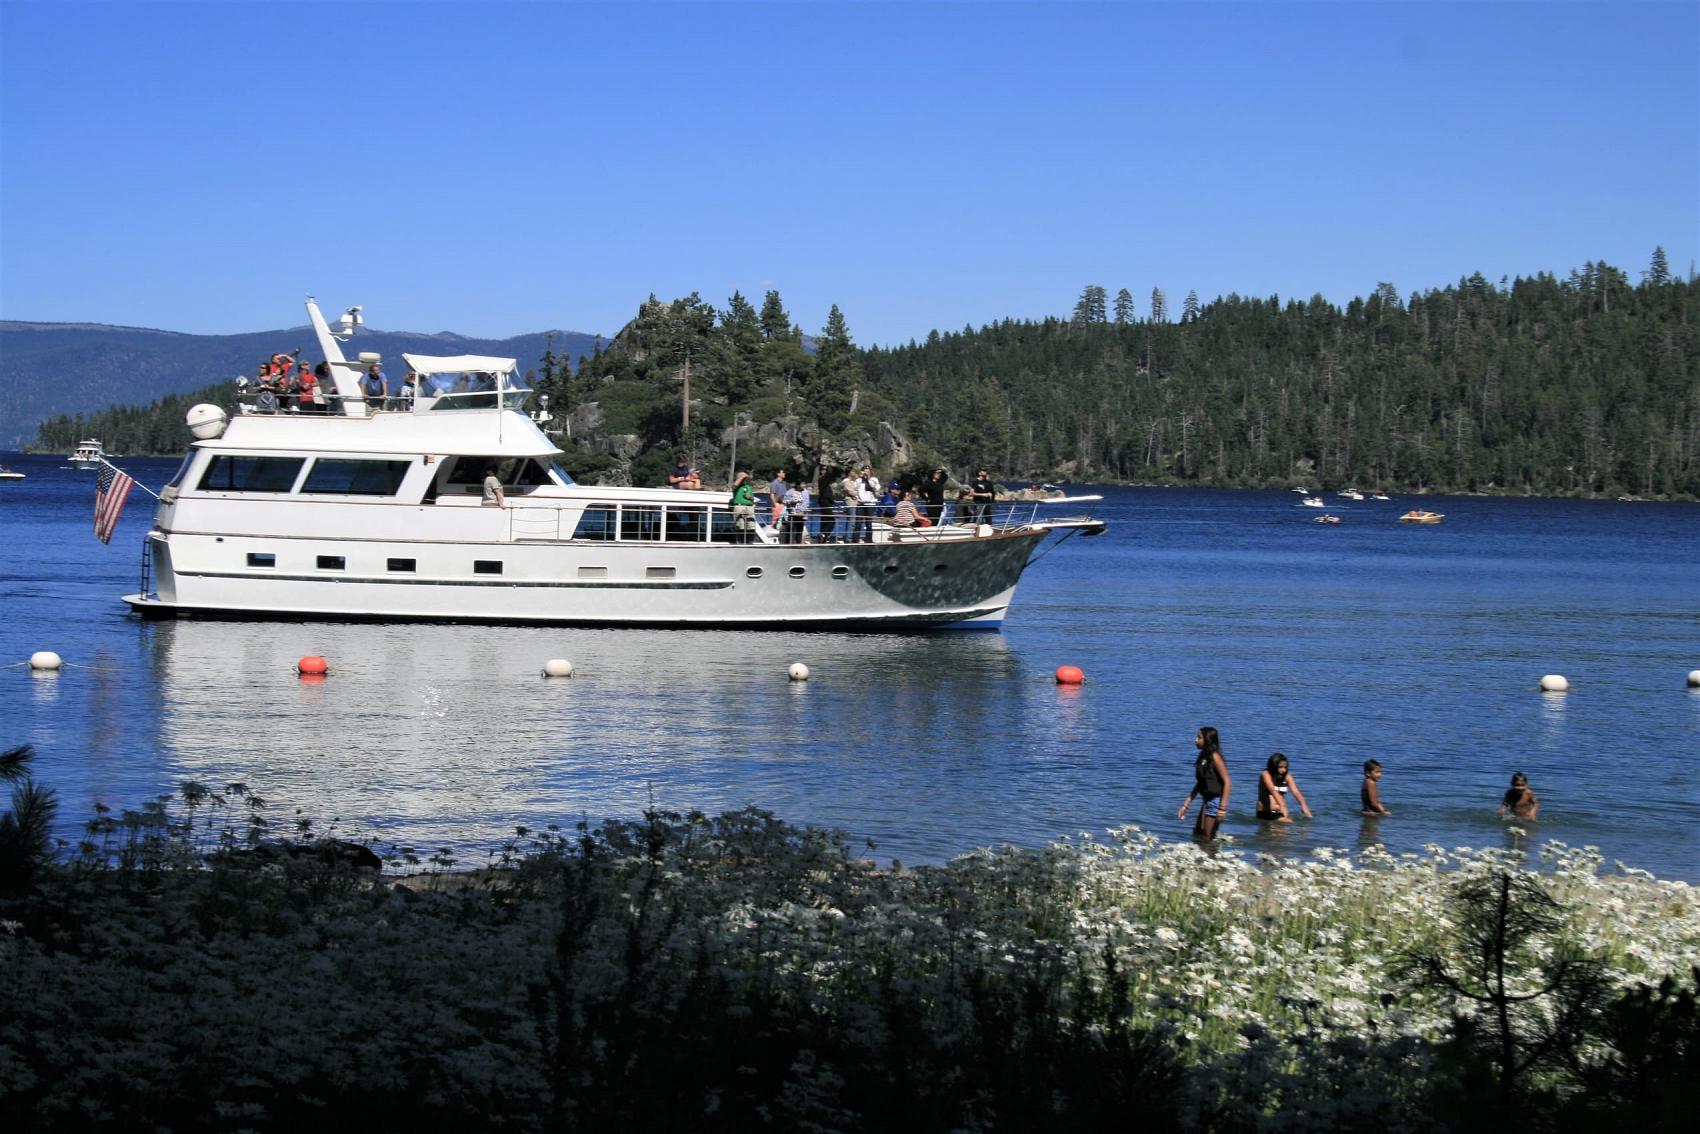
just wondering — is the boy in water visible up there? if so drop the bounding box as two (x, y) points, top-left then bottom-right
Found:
(1360, 759), (1391, 816)
(1498, 772), (1539, 820)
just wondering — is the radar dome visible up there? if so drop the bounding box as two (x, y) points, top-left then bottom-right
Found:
(186, 404), (229, 439)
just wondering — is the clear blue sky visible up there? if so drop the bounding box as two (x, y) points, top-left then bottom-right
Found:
(2, 1), (1695, 346)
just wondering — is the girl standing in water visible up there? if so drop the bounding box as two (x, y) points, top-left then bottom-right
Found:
(1177, 726), (1232, 840)
(1255, 752), (1312, 821)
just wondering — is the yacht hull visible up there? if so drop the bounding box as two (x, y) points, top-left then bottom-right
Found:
(126, 528), (1043, 629)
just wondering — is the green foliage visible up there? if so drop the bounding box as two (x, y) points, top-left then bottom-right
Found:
(860, 261), (1700, 494)
(0, 745), (57, 897)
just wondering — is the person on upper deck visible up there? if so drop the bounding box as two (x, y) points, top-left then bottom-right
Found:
(668, 457), (702, 490)
(361, 365), (387, 411)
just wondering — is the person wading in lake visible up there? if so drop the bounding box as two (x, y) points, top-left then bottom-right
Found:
(1498, 771), (1539, 820)
(1177, 726), (1231, 841)
(1255, 752), (1312, 822)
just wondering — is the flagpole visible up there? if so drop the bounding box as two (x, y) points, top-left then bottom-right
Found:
(99, 457), (162, 500)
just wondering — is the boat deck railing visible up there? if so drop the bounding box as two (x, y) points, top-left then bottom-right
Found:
(505, 496), (1103, 546)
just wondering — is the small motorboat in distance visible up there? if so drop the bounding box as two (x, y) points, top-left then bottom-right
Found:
(1300, 496), (1326, 508)
(0, 466), (25, 481)
(1313, 513), (1341, 525)
(1398, 509), (1443, 524)
(1291, 486), (1311, 493)
(1337, 489), (1364, 501)
(1371, 491), (1391, 501)
(68, 439), (105, 469)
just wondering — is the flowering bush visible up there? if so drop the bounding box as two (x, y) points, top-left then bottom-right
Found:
(1, 800), (1695, 1132)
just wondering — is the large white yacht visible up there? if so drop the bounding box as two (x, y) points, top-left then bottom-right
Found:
(123, 299), (1105, 629)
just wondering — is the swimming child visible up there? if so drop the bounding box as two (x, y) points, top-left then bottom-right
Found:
(1256, 752), (1312, 821)
(1360, 759), (1391, 816)
(1497, 772), (1539, 820)
(1177, 726), (1232, 841)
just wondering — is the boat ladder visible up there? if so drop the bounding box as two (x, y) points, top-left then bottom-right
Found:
(138, 535), (153, 600)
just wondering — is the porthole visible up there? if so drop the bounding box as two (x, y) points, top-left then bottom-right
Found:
(247, 553), (276, 568)
(474, 560), (503, 575)
(883, 564), (898, 574)
(746, 567), (763, 579)
(830, 566), (850, 579)
(933, 563), (949, 573)
(316, 555), (346, 570)
(789, 566), (806, 578)
(387, 558), (417, 573)
(646, 566), (676, 579)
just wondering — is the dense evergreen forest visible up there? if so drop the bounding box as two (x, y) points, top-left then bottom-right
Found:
(35, 251), (1698, 498)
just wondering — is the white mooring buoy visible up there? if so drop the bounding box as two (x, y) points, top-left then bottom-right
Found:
(28, 651), (63, 671)
(788, 662), (810, 681)
(1539, 674), (1569, 693)
(542, 659), (575, 678)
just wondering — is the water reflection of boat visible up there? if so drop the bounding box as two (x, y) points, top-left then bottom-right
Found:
(125, 298), (1107, 630)
(146, 618), (1018, 857)
(1398, 509), (1444, 524)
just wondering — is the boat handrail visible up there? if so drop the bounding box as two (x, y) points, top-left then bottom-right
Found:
(502, 495), (1099, 545)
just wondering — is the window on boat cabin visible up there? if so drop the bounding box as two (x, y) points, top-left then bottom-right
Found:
(620, 506), (662, 541)
(316, 555), (345, 570)
(665, 506), (707, 542)
(572, 504), (616, 540)
(246, 553), (276, 568)
(300, 458), (412, 496)
(164, 451), (198, 490)
(387, 558), (416, 573)
(473, 560), (503, 575)
(709, 510), (745, 544)
(197, 455), (306, 493)
(437, 456), (552, 497)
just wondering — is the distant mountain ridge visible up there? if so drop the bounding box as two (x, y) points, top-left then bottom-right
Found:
(0, 320), (603, 448)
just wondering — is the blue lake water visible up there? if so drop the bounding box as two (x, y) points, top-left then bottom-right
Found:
(2, 452), (1697, 880)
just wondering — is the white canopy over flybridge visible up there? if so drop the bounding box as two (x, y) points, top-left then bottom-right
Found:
(402, 353), (519, 375)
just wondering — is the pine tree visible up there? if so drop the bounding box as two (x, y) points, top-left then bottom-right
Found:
(759, 291), (792, 341)
(1113, 288), (1134, 324)
(1072, 285), (1108, 325)
(1644, 246), (1671, 287)
(1182, 290), (1200, 322)
(1150, 288), (1168, 323)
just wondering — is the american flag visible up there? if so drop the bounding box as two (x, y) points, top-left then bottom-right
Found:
(93, 462), (136, 544)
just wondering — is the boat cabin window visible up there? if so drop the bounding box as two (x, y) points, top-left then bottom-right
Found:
(620, 506), (662, 542)
(301, 458), (412, 496)
(436, 456), (553, 497)
(665, 506), (707, 542)
(164, 451), (198, 490)
(572, 505), (616, 540)
(198, 455), (306, 493)
(415, 369), (529, 411)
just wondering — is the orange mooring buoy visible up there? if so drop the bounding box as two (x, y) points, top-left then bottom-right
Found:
(297, 655), (329, 676)
(1055, 665), (1084, 685)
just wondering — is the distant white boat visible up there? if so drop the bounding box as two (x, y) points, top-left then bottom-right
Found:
(0, 466), (25, 481)
(68, 439), (105, 469)
(1337, 489), (1364, 501)
(1371, 492), (1391, 501)
(1291, 486), (1311, 493)
(1300, 496), (1325, 508)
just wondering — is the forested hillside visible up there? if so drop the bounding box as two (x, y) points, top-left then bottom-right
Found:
(29, 253), (1697, 498)
(860, 253), (1697, 497)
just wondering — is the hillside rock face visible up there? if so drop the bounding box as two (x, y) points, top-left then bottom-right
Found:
(562, 403), (916, 486)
